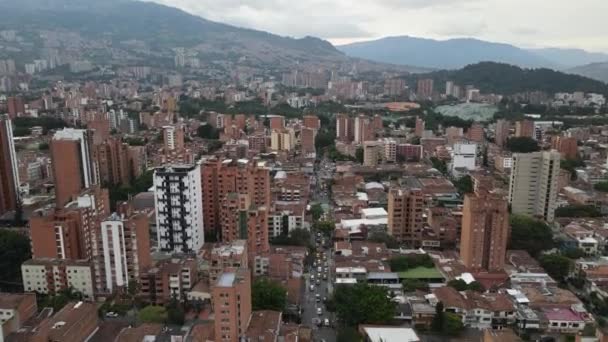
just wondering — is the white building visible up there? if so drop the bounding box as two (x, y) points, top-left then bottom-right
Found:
(383, 138), (397, 163)
(451, 143), (477, 172)
(154, 163), (204, 254)
(21, 259), (95, 300)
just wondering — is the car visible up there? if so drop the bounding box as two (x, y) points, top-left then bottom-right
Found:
(316, 279), (320, 285)
(323, 296), (327, 302)
(316, 307), (323, 315)
(324, 318), (330, 327)
(311, 274), (315, 281)
(312, 318), (321, 326)
(310, 285), (315, 291)
(105, 312), (119, 318)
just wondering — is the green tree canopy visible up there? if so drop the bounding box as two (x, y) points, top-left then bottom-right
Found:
(595, 181), (608, 192)
(138, 305), (168, 324)
(252, 278), (287, 311)
(447, 279), (485, 292)
(197, 124), (220, 139)
(0, 230), (32, 283)
(332, 283), (395, 326)
(509, 215), (554, 257)
(539, 254), (572, 282)
(431, 302), (464, 336)
(355, 147), (364, 164)
(270, 228), (311, 247)
(310, 204), (324, 221)
(314, 220), (335, 237)
(506, 137), (540, 153)
(368, 231), (400, 249)
(389, 254), (435, 272)
(453, 175), (473, 195)
(555, 204), (602, 218)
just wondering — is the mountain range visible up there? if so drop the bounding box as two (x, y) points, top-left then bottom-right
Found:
(0, 0), (348, 68)
(0, 0), (607, 85)
(337, 36), (608, 78)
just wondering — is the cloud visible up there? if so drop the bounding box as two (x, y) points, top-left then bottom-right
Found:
(144, 0), (608, 52)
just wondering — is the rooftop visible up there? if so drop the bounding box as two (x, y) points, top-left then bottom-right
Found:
(398, 267), (443, 280)
(361, 326), (420, 342)
(216, 272), (236, 287)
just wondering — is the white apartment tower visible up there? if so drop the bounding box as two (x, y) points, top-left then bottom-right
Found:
(509, 151), (560, 222)
(154, 163), (204, 254)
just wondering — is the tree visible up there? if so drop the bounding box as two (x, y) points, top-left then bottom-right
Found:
(453, 175), (473, 195)
(555, 204), (602, 218)
(506, 137), (540, 153)
(595, 181), (608, 192)
(368, 231), (399, 249)
(402, 279), (428, 292)
(355, 147), (364, 164)
(563, 248), (586, 259)
(270, 228), (311, 247)
(430, 157), (448, 175)
(38, 142), (49, 150)
(431, 302), (464, 336)
(138, 305), (168, 323)
(431, 302), (445, 332)
(314, 220), (335, 237)
(539, 254), (572, 282)
(333, 283), (395, 326)
(389, 254), (434, 272)
(252, 278), (286, 311)
(447, 279), (485, 292)
(315, 130), (335, 152)
(197, 124), (219, 139)
(0, 230), (32, 283)
(310, 204), (324, 221)
(561, 158), (586, 180)
(337, 327), (362, 342)
(509, 215), (554, 257)
(167, 300), (185, 325)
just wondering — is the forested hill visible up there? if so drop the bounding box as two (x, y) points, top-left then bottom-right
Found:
(416, 62), (608, 95)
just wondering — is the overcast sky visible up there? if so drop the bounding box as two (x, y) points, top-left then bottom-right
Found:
(147, 0), (608, 52)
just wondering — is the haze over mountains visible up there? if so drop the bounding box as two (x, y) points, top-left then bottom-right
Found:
(337, 36), (608, 78)
(0, 0), (607, 83)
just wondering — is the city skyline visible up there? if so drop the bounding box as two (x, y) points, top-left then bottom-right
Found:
(147, 0), (608, 53)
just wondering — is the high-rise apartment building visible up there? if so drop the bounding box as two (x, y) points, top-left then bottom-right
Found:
(7, 96), (25, 118)
(354, 115), (373, 143)
(220, 193), (269, 263)
(302, 115), (320, 130)
(300, 127), (316, 154)
(383, 138), (397, 163)
(467, 123), (484, 142)
(270, 129), (295, 151)
(460, 192), (510, 272)
(51, 129), (97, 207)
(417, 79), (434, 99)
(163, 125), (185, 151)
(336, 114), (354, 142)
(213, 268), (252, 342)
(551, 136), (578, 159)
(22, 258), (95, 299)
(0, 115), (19, 216)
(495, 119), (510, 148)
(515, 120), (535, 139)
(95, 136), (131, 186)
(201, 158), (271, 237)
(30, 186), (110, 261)
(387, 187), (425, 246)
(139, 258), (198, 305)
(415, 117), (425, 137)
(384, 78), (406, 96)
(509, 151), (560, 222)
(269, 116), (285, 130)
(206, 240), (248, 285)
(154, 164), (204, 254)
(96, 203), (151, 294)
(363, 141), (382, 167)
(445, 126), (464, 146)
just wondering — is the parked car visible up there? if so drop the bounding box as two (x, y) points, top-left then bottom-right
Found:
(316, 307), (323, 315)
(324, 318), (330, 327)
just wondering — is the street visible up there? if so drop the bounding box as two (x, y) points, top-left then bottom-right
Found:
(303, 158), (336, 342)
